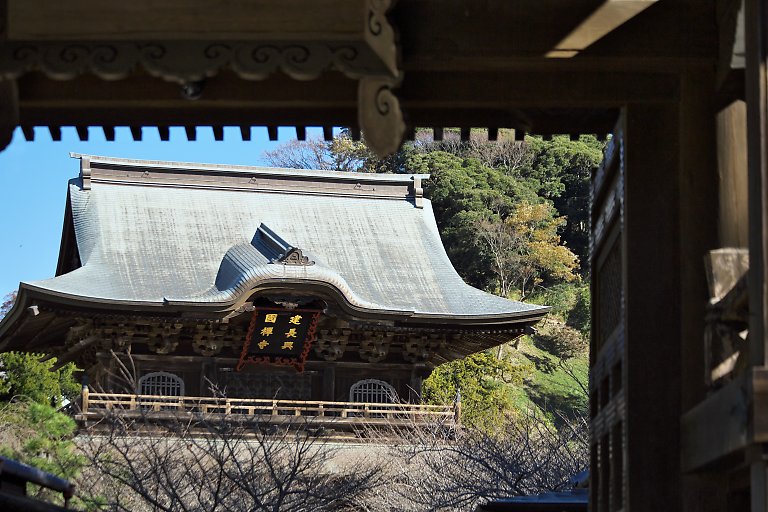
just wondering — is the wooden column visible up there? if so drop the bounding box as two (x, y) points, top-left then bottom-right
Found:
(678, 68), (719, 414)
(622, 101), (682, 511)
(409, 367), (424, 402)
(322, 365), (336, 401)
(746, 0), (768, 370)
(745, 0), (768, 509)
(677, 68), (727, 512)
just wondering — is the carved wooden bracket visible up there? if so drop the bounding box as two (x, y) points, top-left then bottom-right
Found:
(359, 331), (393, 362)
(403, 334), (445, 363)
(358, 75), (405, 158)
(314, 328), (351, 361)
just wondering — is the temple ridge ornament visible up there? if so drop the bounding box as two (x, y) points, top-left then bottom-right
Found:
(277, 248), (315, 266)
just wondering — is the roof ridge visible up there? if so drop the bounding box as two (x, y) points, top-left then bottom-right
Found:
(70, 152), (428, 183)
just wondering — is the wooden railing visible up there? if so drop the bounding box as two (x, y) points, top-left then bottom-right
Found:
(80, 388), (458, 424)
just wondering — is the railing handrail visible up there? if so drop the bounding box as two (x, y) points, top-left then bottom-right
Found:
(82, 390), (458, 423)
(85, 391), (454, 411)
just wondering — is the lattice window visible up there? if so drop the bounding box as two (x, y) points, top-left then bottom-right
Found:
(349, 379), (398, 404)
(597, 235), (623, 350)
(138, 371), (185, 397)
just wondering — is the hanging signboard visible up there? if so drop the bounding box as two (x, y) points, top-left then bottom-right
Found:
(236, 308), (322, 372)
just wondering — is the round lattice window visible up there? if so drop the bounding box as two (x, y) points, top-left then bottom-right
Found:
(138, 371), (185, 397)
(349, 379), (398, 404)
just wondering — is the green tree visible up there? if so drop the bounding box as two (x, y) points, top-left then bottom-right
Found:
(514, 136), (603, 270)
(422, 351), (533, 431)
(567, 284), (592, 335)
(0, 292), (81, 407)
(409, 132), (602, 272)
(412, 151), (540, 290)
(0, 352), (81, 407)
(0, 401), (93, 507)
(476, 201), (579, 299)
(0, 401), (85, 479)
(263, 130), (408, 174)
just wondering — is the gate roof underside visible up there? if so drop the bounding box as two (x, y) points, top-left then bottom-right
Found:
(0, 0), (724, 155)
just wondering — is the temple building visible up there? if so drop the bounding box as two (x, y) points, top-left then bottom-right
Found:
(0, 154), (547, 425)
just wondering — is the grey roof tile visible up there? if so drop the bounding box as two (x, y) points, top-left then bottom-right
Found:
(24, 156), (548, 322)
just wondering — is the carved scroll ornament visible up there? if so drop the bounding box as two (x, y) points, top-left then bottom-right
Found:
(0, 42), (390, 83)
(358, 75), (405, 158)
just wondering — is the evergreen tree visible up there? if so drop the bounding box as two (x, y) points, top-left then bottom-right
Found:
(0, 292), (81, 407)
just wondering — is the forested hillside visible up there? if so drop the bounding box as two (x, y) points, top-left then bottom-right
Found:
(266, 130), (604, 428)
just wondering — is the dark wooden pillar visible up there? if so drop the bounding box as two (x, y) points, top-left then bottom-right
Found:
(409, 367), (424, 402)
(322, 365), (336, 401)
(746, 0), (768, 371)
(678, 68), (719, 413)
(622, 101), (682, 511)
(745, 0), (768, 508)
(678, 68), (727, 512)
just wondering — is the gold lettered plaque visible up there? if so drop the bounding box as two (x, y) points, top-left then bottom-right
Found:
(237, 308), (322, 372)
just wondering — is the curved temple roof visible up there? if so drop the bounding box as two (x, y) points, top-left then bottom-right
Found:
(3, 154), (548, 333)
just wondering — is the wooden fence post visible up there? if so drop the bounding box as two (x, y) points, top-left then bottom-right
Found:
(81, 386), (89, 412)
(453, 389), (462, 425)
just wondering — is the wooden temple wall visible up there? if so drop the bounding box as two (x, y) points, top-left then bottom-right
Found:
(97, 353), (424, 404)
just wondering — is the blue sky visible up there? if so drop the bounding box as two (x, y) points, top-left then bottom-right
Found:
(0, 126), (312, 296)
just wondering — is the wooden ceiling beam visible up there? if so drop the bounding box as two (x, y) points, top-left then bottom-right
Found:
(399, 70), (680, 108)
(14, 67), (678, 135)
(16, 68), (678, 111)
(394, 0), (715, 70)
(546, 0), (659, 58)
(7, 0), (367, 41)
